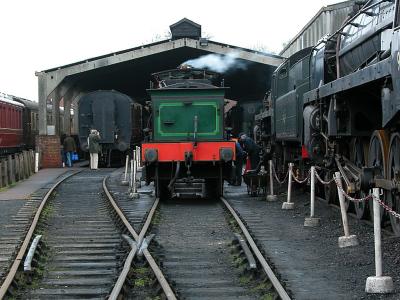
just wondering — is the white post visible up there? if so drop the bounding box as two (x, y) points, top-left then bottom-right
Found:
(136, 146), (142, 187)
(365, 188), (393, 293)
(129, 153), (139, 199)
(304, 166), (320, 227)
(137, 146), (141, 167)
(335, 172), (358, 248)
(135, 146), (138, 167)
(267, 160), (277, 201)
(34, 152), (39, 173)
(129, 159), (134, 191)
(282, 163), (294, 210)
(311, 166), (315, 217)
(121, 155), (129, 185)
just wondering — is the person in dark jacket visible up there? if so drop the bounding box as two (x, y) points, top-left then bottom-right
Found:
(63, 134), (76, 167)
(239, 133), (261, 170)
(88, 129), (101, 170)
(234, 141), (245, 185)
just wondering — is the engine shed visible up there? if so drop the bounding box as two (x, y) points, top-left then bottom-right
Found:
(36, 18), (282, 167)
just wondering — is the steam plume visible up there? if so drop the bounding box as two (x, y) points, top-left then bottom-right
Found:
(183, 52), (247, 73)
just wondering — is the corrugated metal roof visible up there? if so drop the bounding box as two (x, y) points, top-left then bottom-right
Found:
(279, 0), (357, 56)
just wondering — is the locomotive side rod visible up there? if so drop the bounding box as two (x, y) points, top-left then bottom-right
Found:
(333, 154), (400, 195)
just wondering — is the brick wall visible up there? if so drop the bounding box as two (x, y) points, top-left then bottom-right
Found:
(36, 135), (62, 168)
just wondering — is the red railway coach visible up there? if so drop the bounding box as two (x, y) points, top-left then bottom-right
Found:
(0, 93), (24, 155)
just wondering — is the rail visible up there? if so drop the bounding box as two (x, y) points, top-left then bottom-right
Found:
(221, 197), (291, 300)
(0, 170), (81, 299)
(102, 177), (177, 300)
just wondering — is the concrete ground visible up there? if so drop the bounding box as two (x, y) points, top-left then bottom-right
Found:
(0, 168), (73, 201)
(225, 184), (400, 300)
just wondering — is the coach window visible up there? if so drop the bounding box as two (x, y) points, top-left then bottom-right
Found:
(396, 0), (400, 28)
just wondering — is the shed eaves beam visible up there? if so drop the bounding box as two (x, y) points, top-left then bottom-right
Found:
(41, 38), (282, 93)
(37, 38), (282, 135)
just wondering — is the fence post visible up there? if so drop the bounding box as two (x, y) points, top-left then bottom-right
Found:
(365, 188), (394, 293)
(7, 155), (15, 185)
(136, 147), (142, 188)
(267, 160), (277, 201)
(0, 160), (3, 188)
(26, 151), (31, 176)
(136, 147), (142, 170)
(282, 163), (294, 210)
(23, 151), (30, 177)
(121, 155), (129, 186)
(335, 172), (358, 247)
(129, 154), (139, 199)
(14, 154), (19, 181)
(30, 150), (34, 173)
(3, 160), (9, 186)
(34, 152), (39, 173)
(19, 154), (25, 179)
(304, 166), (320, 227)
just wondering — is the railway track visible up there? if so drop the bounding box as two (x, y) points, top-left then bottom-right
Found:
(0, 168), (291, 299)
(145, 197), (289, 300)
(0, 169), (169, 299)
(105, 170), (289, 299)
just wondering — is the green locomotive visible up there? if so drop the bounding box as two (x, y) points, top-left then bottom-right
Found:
(142, 68), (235, 199)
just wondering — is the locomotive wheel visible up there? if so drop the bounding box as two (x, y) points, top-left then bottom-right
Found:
(155, 179), (169, 200)
(350, 137), (369, 219)
(368, 130), (389, 221)
(324, 170), (338, 204)
(206, 178), (222, 200)
(387, 133), (400, 236)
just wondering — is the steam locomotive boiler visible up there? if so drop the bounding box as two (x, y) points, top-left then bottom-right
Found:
(142, 68), (235, 199)
(256, 0), (400, 235)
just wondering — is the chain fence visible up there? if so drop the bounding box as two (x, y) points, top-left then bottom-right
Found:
(268, 161), (400, 220)
(290, 169), (310, 184)
(271, 162), (289, 185)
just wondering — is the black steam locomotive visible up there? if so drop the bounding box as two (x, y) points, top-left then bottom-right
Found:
(78, 90), (142, 166)
(255, 0), (400, 235)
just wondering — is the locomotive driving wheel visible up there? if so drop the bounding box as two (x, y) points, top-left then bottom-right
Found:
(387, 133), (400, 236)
(368, 130), (389, 221)
(350, 137), (369, 219)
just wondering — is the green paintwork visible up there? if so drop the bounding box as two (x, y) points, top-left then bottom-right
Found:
(150, 89), (225, 141)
